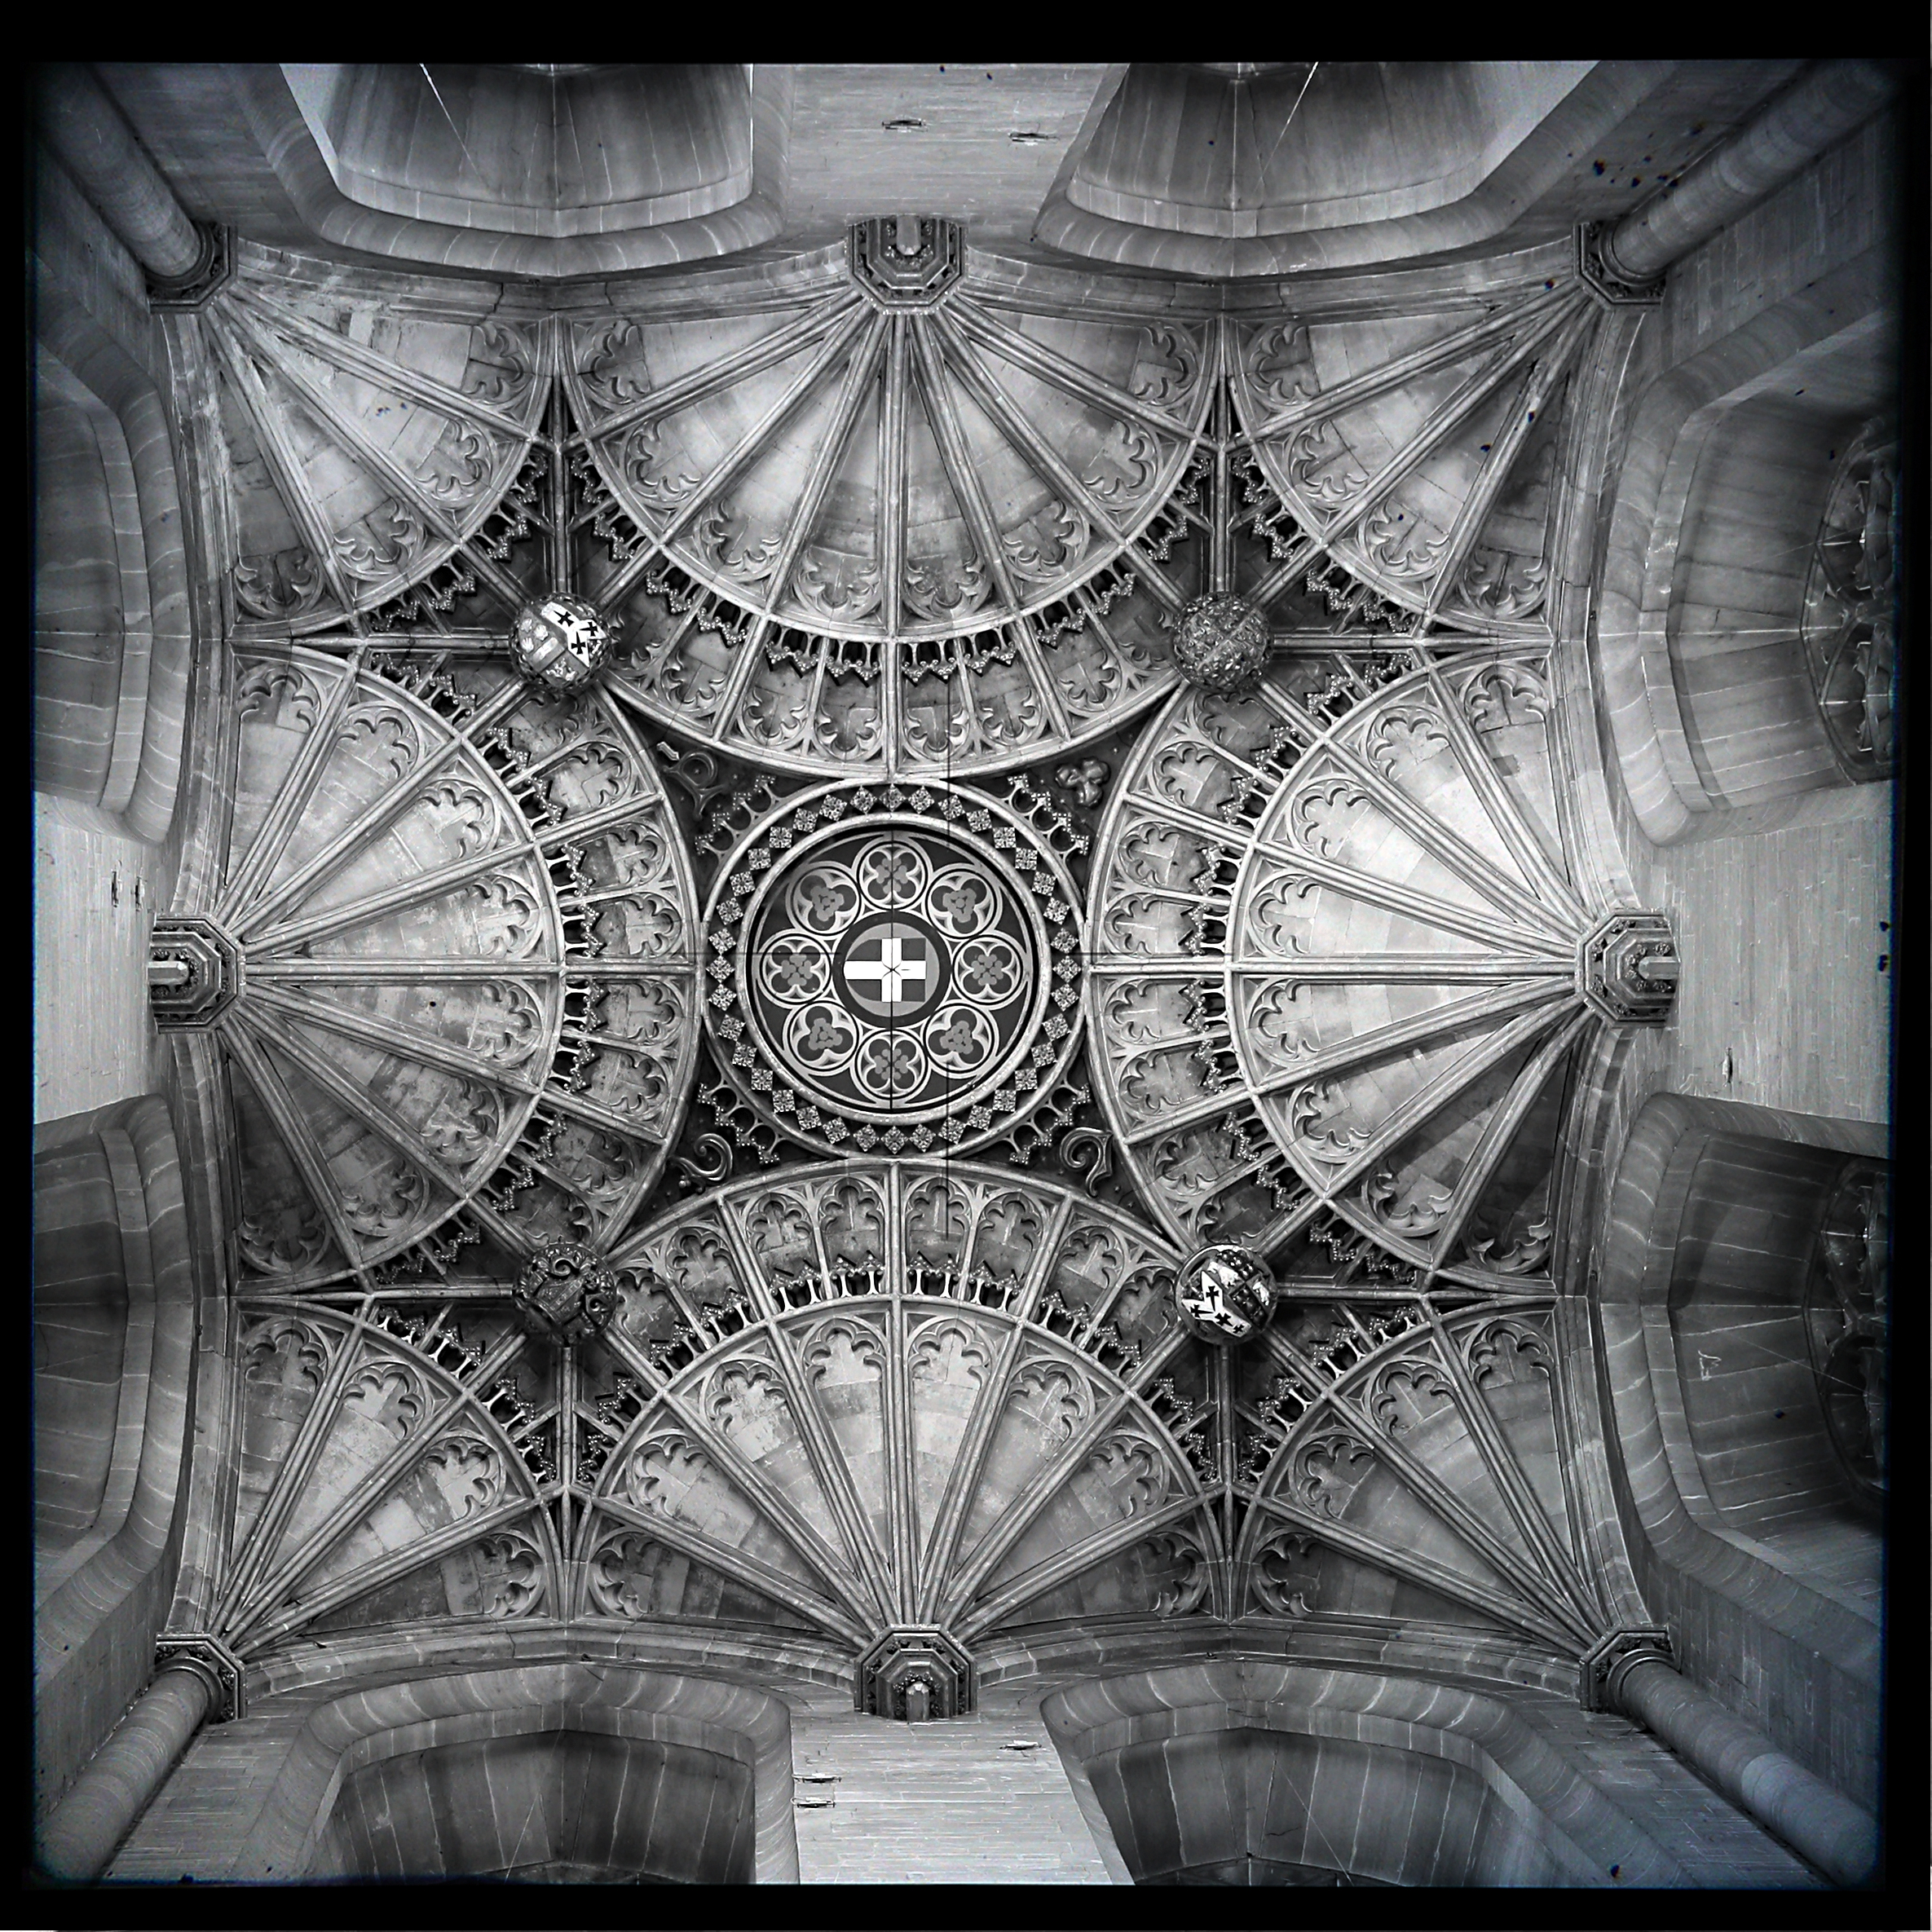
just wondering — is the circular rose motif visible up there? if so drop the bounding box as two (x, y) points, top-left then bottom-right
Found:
(788, 864), (862, 937)
(854, 1030), (929, 1101)
(925, 1003), (996, 1074)
(855, 835), (929, 911)
(785, 1003), (859, 1074)
(705, 791), (1087, 1153)
(926, 865), (999, 938)
(757, 934), (831, 1006)
(953, 934), (1024, 1007)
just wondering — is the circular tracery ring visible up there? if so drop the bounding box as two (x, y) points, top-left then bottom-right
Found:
(703, 782), (1087, 1158)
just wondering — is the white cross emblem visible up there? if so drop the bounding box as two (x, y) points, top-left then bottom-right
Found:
(844, 931), (930, 1005)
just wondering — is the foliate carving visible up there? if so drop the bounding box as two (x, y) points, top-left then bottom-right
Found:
(1147, 1529), (1211, 1618)
(1577, 911), (1678, 1023)
(421, 1435), (508, 1515)
(241, 1316), (329, 1389)
(848, 216), (964, 307)
(1170, 593), (1272, 695)
(1250, 1529), (1317, 1617)
(474, 1528), (546, 1617)
(589, 1533), (656, 1619)
(514, 1240), (619, 1345)
(236, 1200), (329, 1277)
(148, 915), (242, 1029)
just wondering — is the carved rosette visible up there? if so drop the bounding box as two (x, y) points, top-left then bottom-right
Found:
(1170, 593), (1272, 695)
(515, 1240), (620, 1345)
(702, 779), (1087, 1158)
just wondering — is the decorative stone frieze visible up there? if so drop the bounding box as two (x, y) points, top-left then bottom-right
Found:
(148, 915), (242, 1029)
(1577, 912), (1679, 1024)
(858, 1627), (976, 1722)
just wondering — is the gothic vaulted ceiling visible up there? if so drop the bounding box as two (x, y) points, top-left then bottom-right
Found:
(155, 188), (1670, 1712)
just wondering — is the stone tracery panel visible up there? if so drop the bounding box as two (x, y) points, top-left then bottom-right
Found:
(699, 777), (1086, 1158)
(210, 646), (703, 1286)
(566, 245), (1215, 777)
(203, 260), (549, 631)
(1229, 277), (1599, 635)
(199, 1164), (1223, 1681)
(1087, 650), (1599, 1276)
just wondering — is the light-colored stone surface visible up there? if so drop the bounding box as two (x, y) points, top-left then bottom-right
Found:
(791, 1704), (1117, 1883)
(35, 794), (170, 1123)
(1632, 792), (1892, 1127)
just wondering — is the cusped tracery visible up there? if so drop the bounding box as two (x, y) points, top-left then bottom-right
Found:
(567, 246), (1217, 776)
(213, 646), (703, 1286)
(201, 258), (549, 631)
(202, 1162), (1226, 1667)
(701, 778), (1087, 1158)
(1230, 275), (1599, 633)
(1087, 647), (1600, 1280)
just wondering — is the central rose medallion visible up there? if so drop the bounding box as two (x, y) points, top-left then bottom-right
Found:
(703, 783), (1086, 1155)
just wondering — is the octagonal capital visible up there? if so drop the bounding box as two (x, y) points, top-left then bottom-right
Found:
(148, 915), (243, 1030)
(857, 1626), (976, 1721)
(849, 217), (964, 307)
(1578, 912), (1678, 1024)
